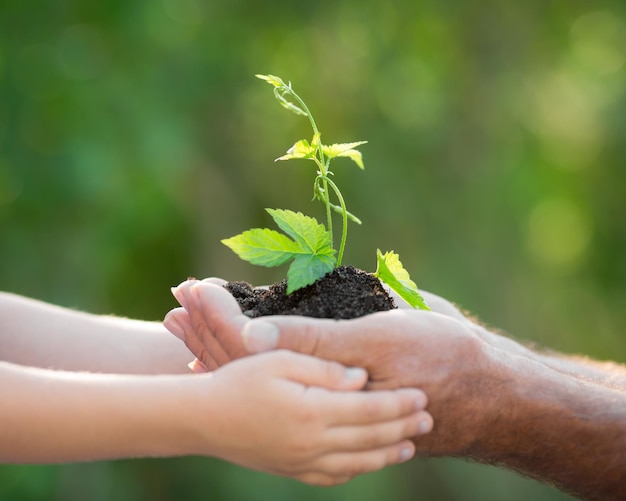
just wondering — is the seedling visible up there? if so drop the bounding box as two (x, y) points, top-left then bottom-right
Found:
(222, 74), (429, 310)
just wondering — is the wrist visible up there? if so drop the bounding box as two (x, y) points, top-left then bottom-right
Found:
(465, 348), (626, 496)
(415, 321), (507, 457)
(134, 373), (216, 459)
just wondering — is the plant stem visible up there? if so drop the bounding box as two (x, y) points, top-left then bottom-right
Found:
(287, 88), (334, 249)
(325, 177), (348, 266)
(320, 167), (334, 249)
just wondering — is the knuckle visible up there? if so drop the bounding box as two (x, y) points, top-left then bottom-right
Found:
(287, 429), (317, 457)
(361, 426), (384, 449)
(323, 360), (346, 383)
(357, 454), (387, 474)
(361, 397), (384, 420)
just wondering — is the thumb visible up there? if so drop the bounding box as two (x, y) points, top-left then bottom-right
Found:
(268, 351), (368, 391)
(241, 316), (363, 368)
(241, 320), (280, 352)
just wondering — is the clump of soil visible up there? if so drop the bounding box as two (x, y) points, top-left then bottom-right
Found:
(224, 265), (396, 319)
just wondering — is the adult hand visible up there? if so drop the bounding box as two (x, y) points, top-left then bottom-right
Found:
(167, 282), (626, 499)
(164, 277), (473, 372)
(164, 278), (249, 372)
(170, 282), (496, 457)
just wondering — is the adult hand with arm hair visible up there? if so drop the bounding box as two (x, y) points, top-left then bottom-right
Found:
(166, 279), (626, 501)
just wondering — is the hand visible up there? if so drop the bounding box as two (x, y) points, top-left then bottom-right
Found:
(193, 349), (432, 485)
(164, 278), (249, 372)
(177, 282), (497, 457)
(164, 277), (474, 372)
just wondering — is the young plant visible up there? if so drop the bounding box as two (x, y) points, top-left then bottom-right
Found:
(222, 74), (430, 310)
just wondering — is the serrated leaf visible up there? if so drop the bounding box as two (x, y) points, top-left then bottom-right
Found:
(221, 229), (298, 267)
(255, 74), (286, 87)
(223, 210), (336, 294)
(374, 249), (430, 310)
(322, 141), (367, 169)
(287, 253), (336, 294)
(266, 208), (333, 253)
(276, 139), (316, 162)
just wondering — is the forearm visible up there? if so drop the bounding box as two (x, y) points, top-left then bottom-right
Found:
(536, 352), (626, 391)
(0, 361), (207, 463)
(469, 322), (626, 391)
(0, 292), (191, 374)
(471, 347), (626, 501)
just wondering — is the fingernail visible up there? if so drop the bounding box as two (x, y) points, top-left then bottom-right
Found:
(344, 367), (366, 381)
(414, 393), (428, 410)
(417, 414), (433, 435)
(171, 286), (188, 309)
(163, 314), (185, 341)
(188, 358), (209, 373)
(399, 447), (414, 463)
(242, 321), (279, 353)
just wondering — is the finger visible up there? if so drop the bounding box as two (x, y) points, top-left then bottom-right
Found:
(241, 316), (343, 359)
(325, 410), (433, 452)
(189, 282), (252, 359)
(188, 358), (209, 373)
(420, 290), (468, 322)
(164, 307), (219, 371)
(175, 285), (232, 367)
(291, 472), (352, 487)
(260, 351), (368, 391)
(241, 314), (379, 367)
(171, 279), (200, 309)
(163, 308), (187, 341)
(311, 439), (415, 478)
(311, 387), (428, 426)
(201, 277), (228, 286)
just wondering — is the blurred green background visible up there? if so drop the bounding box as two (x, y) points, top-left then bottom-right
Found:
(1, 0), (624, 499)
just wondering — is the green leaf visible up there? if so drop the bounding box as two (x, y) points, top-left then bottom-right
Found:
(255, 74), (287, 87)
(287, 253), (336, 294)
(276, 138), (316, 162)
(222, 209), (336, 294)
(266, 208), (333, 253)
(322, 141), (367, 169)
(256, 74), (307, 116)
(374, 249), (430, 310)
(221, 229), (298, 267)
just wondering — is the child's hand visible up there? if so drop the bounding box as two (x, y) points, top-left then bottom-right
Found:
(194, 350), (432, 486)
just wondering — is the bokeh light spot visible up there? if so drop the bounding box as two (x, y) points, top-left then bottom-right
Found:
(526, 198), (593, 273)
(571, 11), (626, 76)
(522, 71), (605, 170)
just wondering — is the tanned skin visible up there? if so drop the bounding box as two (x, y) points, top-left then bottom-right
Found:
(165, 279), (626, 501)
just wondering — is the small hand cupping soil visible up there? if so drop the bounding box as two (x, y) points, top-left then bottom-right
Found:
(224, 265), (396, 319)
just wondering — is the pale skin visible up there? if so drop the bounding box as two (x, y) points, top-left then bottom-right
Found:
(0, 291), (435, 486)
(165, 279), (626, 501)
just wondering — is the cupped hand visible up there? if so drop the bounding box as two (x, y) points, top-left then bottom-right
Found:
(164, 277), (249, 372)
(195, 349), (433, 485)
(164, 277), (474, 372)
(181, 282), (496, 457)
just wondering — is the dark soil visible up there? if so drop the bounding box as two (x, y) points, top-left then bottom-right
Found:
(224, 265), (396, 319)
